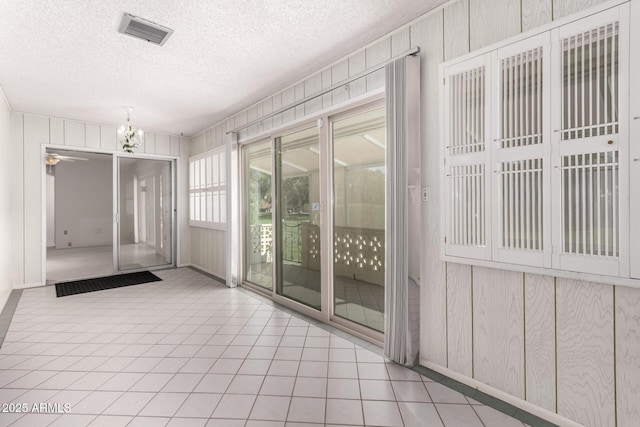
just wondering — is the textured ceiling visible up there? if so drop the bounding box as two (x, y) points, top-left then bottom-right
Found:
(0, 0), (444, 136)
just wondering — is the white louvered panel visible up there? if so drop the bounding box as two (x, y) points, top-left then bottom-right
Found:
(500, 47), (543, 149)
(190, 160), (197, 190)
(206, 192), (213, 223)
(220, 190), (227, 223)
(552, 4), (629, 277)
(189, 147), (228, 229)
(499, 160), (543, 251)
(210, 193), (217, 224)
(450, 164), (485, 247)
(443, 53), (491, 260)
(449, 67), (485, 155)
(561, 23), (618, 141)
(561, 151), (618, 258)
(493, 34), (550, 267)
(189, 193), (195, 221)
(219, 154), (226, 185)
(189, 159), (197, 222)
(193, 192), (200, 222)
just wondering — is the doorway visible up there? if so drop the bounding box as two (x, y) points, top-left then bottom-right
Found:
(45, 149), (176, 283)
(117, 156), (174, 271)
(45, 149), (113, 282)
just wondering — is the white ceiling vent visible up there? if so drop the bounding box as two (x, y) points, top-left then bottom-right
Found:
(118, 13), (174, 46)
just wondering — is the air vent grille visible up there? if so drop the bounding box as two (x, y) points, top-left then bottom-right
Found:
(118, 14), (173, 46)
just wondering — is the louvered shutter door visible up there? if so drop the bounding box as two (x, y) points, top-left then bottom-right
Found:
(443, 54), (492, 260)
(492, 35), (551, 267)
(551, 5), (629, 276)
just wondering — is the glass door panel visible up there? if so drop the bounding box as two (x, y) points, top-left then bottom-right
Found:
(244, 141), (274, 290)
(118, 157), (173, 271)
(45, 150), (114, 282)
(332, 107), (386, 332)
(275, 127), (321, 310)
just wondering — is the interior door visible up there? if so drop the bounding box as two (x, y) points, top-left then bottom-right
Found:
(117, 156), (174, 271)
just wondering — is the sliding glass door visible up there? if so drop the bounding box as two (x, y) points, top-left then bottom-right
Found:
(244, 140), (274, 290)
(331, 106), (386, 333)
(275, 127), (321, 310)
(241, 100), (385, 339)
(117, 157), (173, 271)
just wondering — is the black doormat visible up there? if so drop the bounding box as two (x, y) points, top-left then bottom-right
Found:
(55, 271), (162, 297)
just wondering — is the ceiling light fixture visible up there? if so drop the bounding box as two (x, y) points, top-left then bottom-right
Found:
(118, 106), (144, 153)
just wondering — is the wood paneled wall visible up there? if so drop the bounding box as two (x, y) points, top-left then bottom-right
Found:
(10, 113), (189, 287)
(188, 0), (639, 425)
(556, 279), (615, 426)
(419, 1), (637, 426)
(524, 273), (555, 412)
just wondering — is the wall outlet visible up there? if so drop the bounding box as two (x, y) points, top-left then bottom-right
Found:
(422, 186), (430, 203)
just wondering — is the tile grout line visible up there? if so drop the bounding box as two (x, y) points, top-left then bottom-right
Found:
(4, 268), (534, 426)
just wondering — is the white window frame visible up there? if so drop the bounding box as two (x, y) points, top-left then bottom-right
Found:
(491, 33), (552, 269)
(189, 146), (227, 230)
(442, 54), (492, 261)
(441, 1), (634, 285)
(550, 6), (630, 277)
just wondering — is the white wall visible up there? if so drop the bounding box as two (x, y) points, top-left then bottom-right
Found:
(0, 88), (12, 307)
(189, 0), (640, 425)
(54, 155), (112, 248)
(10, 112), (191, 287)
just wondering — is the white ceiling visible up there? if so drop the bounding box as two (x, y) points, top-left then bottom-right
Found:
(0, 0), (445, 136)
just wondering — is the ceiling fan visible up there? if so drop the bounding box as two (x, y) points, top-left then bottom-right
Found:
(44, 152), (89, 166)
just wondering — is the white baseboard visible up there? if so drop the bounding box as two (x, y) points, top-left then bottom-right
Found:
(189, 264), (227, 284)
(12, 282), (44, 290)
(420, 359), (581, 427)
(0, 288), (11, 314)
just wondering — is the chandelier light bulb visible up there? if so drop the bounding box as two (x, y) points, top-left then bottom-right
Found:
(118, 106), (143, 153)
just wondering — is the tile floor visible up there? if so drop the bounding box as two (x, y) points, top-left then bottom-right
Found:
(46, 244), (170, 284)
(0, 268), (529, 426)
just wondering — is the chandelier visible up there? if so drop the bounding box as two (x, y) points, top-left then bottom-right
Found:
(118, 106), (144, 153)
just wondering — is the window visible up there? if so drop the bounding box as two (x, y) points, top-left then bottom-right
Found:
(442, 4), (631, 279)
(189, 147), (226, 229)
(443, 54), (491, 261)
